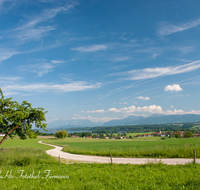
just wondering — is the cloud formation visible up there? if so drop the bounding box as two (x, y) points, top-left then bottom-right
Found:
(72, 115), (119, 123)
(137, 96), (150, 100)
(13, 3), (77, 42)
(119, 102), (128, 104)
(107, 104), (200, 116)
(108, 105), (162, 113)
(0, 77), (21, 85)
(82, 109), (105, 113)
(157, 19), (200, 36)
(0, 48), (19, 62)
(71, 44), (107, 52)
(110, 60), (200, 80)
(165, 84), (182, 92)
(19, 59), (65, 77)
(0, 0), (17, 13)
(2, 81), (101, 95)
(51, 60), (65, 64)
(114, 57), (129, 61)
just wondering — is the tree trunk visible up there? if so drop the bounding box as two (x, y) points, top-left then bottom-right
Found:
(0, 126), (19, 146)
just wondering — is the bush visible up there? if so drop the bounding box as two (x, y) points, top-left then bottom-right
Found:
(13, 156), (31, 166)
(175, 132), (182, 138)
(55, 130), (68, 138)
(184, 131), (194, 138)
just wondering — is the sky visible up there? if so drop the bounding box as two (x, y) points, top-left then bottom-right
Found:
(1, 0), (200, 124)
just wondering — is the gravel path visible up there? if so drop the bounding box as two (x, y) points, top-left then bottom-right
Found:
(38, 141), (200, 165)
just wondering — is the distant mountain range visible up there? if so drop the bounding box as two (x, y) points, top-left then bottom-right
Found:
(47, 114), (200, 129)
(102, 114), (200, 126)
(47, 119), (103, 129)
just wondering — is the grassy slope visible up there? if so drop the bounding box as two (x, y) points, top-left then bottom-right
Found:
(0, 138), (200, 189)
(43, 137), (200, 158)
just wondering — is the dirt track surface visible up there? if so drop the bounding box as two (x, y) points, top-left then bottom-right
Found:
(37, 136), (57, 139)
(38, 141), (200, 165)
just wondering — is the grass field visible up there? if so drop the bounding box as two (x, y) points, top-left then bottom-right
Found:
(43, 137), (200, 158)
(1, 137), (200, 189)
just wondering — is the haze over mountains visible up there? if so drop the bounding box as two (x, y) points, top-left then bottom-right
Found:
(47, 119), (104, 129)
(47, 114), (200, 129)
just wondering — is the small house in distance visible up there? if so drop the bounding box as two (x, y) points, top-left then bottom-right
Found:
(0, 133), (5, 136)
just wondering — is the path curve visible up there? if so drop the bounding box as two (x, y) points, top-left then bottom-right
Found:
(38, 141), (200, 165)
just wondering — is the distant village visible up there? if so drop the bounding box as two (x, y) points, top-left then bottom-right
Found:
(1, 130), (200, 139)
(69, 131), (200, 139)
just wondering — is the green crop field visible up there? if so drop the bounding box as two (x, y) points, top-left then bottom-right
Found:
(0, 137), (200, 189)
(43, 137), (200, 158)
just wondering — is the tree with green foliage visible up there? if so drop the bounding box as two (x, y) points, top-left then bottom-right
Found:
(184, 131), (194, 138)
(55, 130), (68, 138)
(0, 88), (47, 146)
(175, 132), (182, 138)
(99, 133), (104, 139)
(122, 132), (126, 136)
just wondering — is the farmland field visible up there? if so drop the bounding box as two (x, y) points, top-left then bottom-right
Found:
(43, 137), (200, 158)
(0, 138), (200, 189)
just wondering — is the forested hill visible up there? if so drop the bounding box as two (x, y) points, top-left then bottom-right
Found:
(65, 123), (198, 133)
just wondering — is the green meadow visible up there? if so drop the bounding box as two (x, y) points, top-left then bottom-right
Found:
(43, 137), (200, 158)
(0, 137), (200, 189)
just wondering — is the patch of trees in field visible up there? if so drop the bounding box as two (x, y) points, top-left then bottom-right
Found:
(55, 130), (68, 138)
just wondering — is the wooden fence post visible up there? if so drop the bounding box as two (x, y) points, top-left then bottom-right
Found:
(193, 149), (196, 164)
(59, 155), (60, 165)
(110, 154), (113, 165)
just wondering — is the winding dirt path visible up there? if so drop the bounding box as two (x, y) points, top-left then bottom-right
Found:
(38, 141), (200, 165)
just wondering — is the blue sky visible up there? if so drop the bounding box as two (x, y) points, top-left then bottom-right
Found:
(1, 0), (200, 124)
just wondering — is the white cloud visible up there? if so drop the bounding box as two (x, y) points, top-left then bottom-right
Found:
(51, 60), (65, 64)
(0, 0), (17, 13)
(13, 3), (77, 42)
(177, 46), (195, 54)
(171, 105), (173, 108)
(108, 105), (162, 114)
(0, 49), (19, 62)
(114, 57), (129, 61)
(110, 60), (200, 80)
(119, 102), (128, 104)
(19, 59), (65, 77)
(165, 84), (182, 92)
(0, 0), (7, 6)
(16, 5), (75, 31)
(19, 63), (54, 77)
(107, 104), (200, 116)
(0, 76), (21, 81)
(71, 44), (107, 52)
(2, 81), (101, 95)
(0, 77), (21, 85)
(82, 109), (105, 113)
(152, 53), (159, 59)
(137, 96), (150, 100)
(163, 109), (200, 115)
(130, 39), (137, 43)
(72, 115), (120, 123)
(14, 26), (55, 42)
(157, 19), (200, 37)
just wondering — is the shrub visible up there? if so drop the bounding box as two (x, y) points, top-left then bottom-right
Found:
(13, 156), (31, 166)
(184, 131), (194, 138)
(55, 130), (68, 138)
